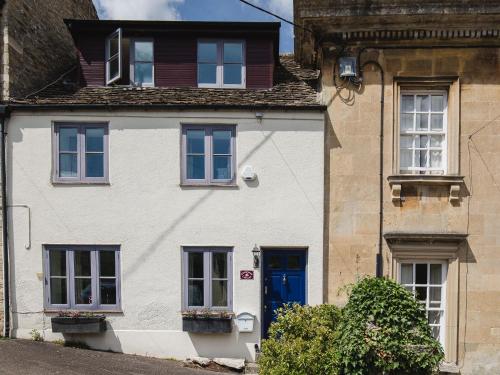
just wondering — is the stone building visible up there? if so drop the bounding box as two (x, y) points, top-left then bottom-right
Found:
(294, 1), (500, 373)
(0, 0), (97, 336)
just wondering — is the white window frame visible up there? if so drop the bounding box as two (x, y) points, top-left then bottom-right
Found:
(399, 90), (448, 175)
(182, 247), (233, 311)
(398, 261), (448, 349)
(105, 28), (122, 85)
(130, 38), (155, 87)
(197, 40), (246, 89)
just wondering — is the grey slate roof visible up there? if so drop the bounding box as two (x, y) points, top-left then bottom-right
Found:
(9, 56), (323, 110)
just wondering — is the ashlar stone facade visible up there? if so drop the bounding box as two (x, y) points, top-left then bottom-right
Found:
(0, 0), (97, 336)
(295, 1), (500, 373)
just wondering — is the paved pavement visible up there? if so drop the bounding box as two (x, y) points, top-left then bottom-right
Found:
(0, 339), (223, 375)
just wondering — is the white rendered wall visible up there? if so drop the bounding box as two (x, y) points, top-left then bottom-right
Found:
(7, 109), (324, 361)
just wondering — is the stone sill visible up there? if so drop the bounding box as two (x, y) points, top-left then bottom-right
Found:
(387, 175), (465, 203)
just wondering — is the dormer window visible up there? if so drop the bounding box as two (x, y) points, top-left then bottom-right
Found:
(130, 39), (154, 87)
(197, 40), (245, 88)
(105, 28), (122, 85)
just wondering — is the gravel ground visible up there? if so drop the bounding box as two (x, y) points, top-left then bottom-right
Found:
(0, 339), (224, 375)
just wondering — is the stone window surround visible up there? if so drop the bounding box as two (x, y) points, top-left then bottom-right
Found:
(389, 77), (464, 203)
(385, 232), (467, 372)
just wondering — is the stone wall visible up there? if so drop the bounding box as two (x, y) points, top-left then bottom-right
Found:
(2, 0), (97, 100)
(319, 45), (500, 374)
(294, 0), (500, 372)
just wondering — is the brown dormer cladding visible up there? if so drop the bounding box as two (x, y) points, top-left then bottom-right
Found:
(67, 20), (278, 89)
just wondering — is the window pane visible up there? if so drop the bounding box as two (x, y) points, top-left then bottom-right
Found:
(415, 150), (427, 168)
(74, 251), (91, 277)
(430, 151), (442, 168)
(400, 264), (413, 284)
(134, 62), (153, 84)
(431, 326), (440, 340)
(402, 95), (414, 112)
(109, 36), (119, 57)
(223, 43), (242, 63)
(212, 253), (227, 278)
(400, 149), (412, 168)
(415, 264), (427, 284)
(86, 153), (104, 178)
(415, 286), (427, 301)
(86, 128), (104, 152)
(59, 154), (78, 177)
(416, 95), (429, 112)
(134, 41), (153, 61)
(431, 95), (444, 112)
(75, 278), (92, 305)
(416, 135), (428, 149)
(213, 130), (231, 154)
(100, 251), (116, 277)
(109, 56), (120, 80)
(401, 114), (414, 131)
(416, 113), (429, 130)
(428, 310), (441, 325)
(430, 135), (443, 148)
(50, 251), (66, 276)
(59, 127), (78, 152)
(429, 287), (442, 307)
(223, 64), (242, 85)
(100, 278), (116, 305)
(400, 135), (413, 149)
(431, 114), (443, 131)
(187, 155), (205, 179)
(198, 42), (217, 63)
(430, 264), (442, 284)
(213, 155), (231, 180)
(188, 280), (204, 306)
(288, 255), (301, 270)
(188, 252), (204, 278)
(198, 63), (217, 84)
(186, 130), (205, 154)
(269, 255), (281, 269)
(212, 280), (228, 307)
(50, 278), (67, 305)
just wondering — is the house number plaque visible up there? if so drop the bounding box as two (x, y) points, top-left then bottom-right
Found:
(240, 270), (254, 280)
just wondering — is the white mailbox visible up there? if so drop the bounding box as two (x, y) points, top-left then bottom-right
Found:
(236, 312), (255, 333)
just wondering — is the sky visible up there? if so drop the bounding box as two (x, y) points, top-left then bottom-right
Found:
(92, 0), (294, 53)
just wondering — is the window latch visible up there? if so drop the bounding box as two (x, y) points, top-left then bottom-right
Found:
(282, 274), (287, 285)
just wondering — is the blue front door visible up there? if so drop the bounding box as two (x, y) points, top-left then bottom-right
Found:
(262, 250), (306, 337)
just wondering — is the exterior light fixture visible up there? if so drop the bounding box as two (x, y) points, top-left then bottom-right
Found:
(339, 56), (357, 77)
(252, 244), (260, 269)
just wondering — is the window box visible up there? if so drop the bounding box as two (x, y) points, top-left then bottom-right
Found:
(181, 312), (233, 334)
(51, 315), (107, 334)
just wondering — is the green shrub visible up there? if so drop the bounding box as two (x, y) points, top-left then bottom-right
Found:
(259, 304), (341, 375)
(336, 277), (443, 375)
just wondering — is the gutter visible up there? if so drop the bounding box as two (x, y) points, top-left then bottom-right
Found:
(0, 104), (9, 337)
(7, 103), (327, 112)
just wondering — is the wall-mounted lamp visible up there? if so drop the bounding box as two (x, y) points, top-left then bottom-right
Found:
(252, 244), (260, 269)
(339, 56), (358, 77)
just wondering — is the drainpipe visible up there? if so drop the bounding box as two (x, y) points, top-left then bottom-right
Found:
(359, 60), (385, 278)
(0, 105), (10, 336)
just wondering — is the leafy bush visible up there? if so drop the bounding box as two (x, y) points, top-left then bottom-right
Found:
(259, 304), (341, 375)
(336, 277), (443, 375)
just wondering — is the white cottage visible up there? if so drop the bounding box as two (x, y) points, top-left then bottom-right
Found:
(3, 20), (325, 361)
